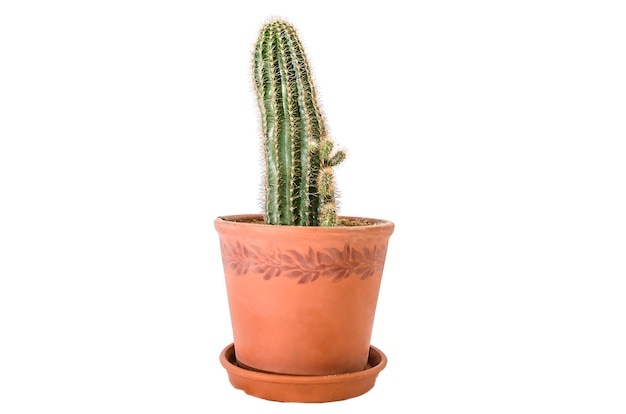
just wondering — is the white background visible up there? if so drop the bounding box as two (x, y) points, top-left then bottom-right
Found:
(1, 1), (625, 413)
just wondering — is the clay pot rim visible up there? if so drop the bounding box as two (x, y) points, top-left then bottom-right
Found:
(216, 214), (394, 233)
(219, 343), (387, 385)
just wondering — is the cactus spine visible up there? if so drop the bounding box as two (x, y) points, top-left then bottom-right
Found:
(253, 19), (345, 226)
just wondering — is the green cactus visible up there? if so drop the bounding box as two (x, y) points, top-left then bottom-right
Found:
(253, 19), (345, 226)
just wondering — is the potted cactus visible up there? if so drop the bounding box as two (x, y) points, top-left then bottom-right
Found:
(216, 18), (394, 403)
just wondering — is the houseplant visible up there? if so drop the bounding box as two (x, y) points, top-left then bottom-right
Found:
(216, 18), (394, 403)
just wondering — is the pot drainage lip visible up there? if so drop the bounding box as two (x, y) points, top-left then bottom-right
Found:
(219, 343), (387, 402)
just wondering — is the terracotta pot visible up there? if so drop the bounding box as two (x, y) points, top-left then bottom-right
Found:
(215, 214), (394, 377)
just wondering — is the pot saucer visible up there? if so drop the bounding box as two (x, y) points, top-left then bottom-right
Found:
(219, 343), (387, 403)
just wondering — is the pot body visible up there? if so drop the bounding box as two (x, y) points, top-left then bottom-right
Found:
(215, 214), (394, 376)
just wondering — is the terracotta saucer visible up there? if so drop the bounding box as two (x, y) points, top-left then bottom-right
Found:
(219, 343), (387, 403)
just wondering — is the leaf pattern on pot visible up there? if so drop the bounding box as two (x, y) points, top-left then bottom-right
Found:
(220, 241), (387, 284)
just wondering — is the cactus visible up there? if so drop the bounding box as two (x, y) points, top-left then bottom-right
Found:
(253, 19), (345, 226)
